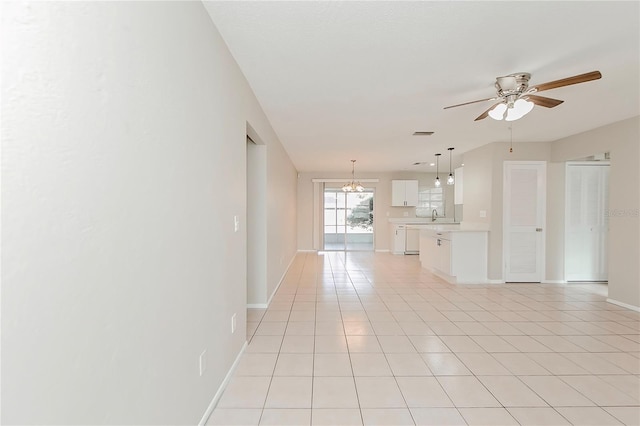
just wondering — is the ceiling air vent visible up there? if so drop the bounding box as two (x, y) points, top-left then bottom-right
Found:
(413, 131), (434, 136)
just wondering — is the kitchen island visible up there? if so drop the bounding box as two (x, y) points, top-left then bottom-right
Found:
(388, 218), (458, 255)
(409, 224), (489, 284)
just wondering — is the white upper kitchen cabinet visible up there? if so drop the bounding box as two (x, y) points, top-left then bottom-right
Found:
(454, 167), (463, 205)
(391, 180), (419, 207)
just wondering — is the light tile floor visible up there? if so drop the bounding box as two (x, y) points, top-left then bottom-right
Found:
(209, 252), (640, 425)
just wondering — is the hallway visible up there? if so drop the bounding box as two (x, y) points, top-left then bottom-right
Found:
(210, 252), (639, 425)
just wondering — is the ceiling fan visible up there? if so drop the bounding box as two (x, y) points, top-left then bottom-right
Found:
(444, 71), (602, 121)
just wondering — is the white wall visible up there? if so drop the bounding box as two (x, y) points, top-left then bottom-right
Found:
(266, 136), (298, 300)
(546, 161), (566, 281)
(459, 143), (495, 230)
(552, 117), (640, 308)
(246, 140), (267, 305)
(462, 142), (552, 280)
(461, 117), (639, 305)
(297, 171), (455, 251)
(2, 2), (297, 424)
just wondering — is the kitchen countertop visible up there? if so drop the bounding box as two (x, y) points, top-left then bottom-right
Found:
(388, 218), (458, 224)
(409, 224), (488, 232)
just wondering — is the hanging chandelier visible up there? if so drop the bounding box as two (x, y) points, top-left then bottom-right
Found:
(342, 160), (364, 192)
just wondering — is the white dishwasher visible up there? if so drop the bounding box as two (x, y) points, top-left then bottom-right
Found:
(404, 226), (420, 255)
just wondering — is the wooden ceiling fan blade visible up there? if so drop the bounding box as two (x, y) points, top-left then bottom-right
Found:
(444, 97), (496, 109)
(474, 103), (501, 121)
(526, 94), (564, 108)
(532, 70), (602, 93)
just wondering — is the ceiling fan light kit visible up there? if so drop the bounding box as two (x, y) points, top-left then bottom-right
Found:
(444, 70), (602, 122)
(488, 103), (508, 120)
(489, 98), (535, 121)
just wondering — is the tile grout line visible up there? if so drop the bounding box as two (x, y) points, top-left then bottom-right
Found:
(331, 252), (366, 426)
(218, 253), (638, 425)
(346, 252), (418, 424)
(257, 260), (299, 425)
(308, 252), (319, 426)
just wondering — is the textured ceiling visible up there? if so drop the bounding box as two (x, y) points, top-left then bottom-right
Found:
(204, 1), (639, 172)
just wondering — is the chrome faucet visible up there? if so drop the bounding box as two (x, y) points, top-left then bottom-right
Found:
(431, 209), (438, 222)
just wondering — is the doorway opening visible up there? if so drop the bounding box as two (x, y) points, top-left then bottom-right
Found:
(565, 161), (610, 282)
(323, 188), (374, 251)
(246, 129), (267, 341)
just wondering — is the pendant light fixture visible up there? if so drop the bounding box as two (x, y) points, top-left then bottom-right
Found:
(434, 153), (442, 187)
(447, 147), (455, 185)
(342, 160), (364, 192)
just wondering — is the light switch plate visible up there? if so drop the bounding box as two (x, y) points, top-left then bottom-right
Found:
(234, 215), (239, 232)
(199, 350), (207, 376)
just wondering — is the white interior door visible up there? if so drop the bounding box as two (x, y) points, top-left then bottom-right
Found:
(503, 162), (546, 282)
(565, 163), (609, 281)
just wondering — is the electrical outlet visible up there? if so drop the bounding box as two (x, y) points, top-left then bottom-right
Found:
(403, 212), (409, 217)
(231, 313), (237, 334)
(234, 215), (239, 232)
(479, 210), (487, 218)
(199, 350), (207, 376)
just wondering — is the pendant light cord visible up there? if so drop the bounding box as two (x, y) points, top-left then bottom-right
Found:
(509, 125), (513, 153)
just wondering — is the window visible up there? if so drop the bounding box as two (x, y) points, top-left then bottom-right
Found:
(323, 188), (374, 251)
(415, 186), (444, 218)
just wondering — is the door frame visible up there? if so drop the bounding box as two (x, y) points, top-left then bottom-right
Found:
(503, 161), (547, 282)
(564, 161), (610, 281)
(246, 132), (267, 307)
(321, 186), (376, 252)
(311, 178), (379, 251)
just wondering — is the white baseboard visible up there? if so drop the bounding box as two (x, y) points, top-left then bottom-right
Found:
(542, 280), (568, 284)
(297, 249), (317, 253)
(247, 253), (297, 310)
(431, 269), (455, 284)
(265, 254), (296, 306)
(199, 340), (248, 426)
(606, 298), (640, 312)
(426, 266), (500, 285)
(246, 303), (267, 309)
(375, 249), (390, 253)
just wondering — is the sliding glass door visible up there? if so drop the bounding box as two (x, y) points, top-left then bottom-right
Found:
(323, 188), (374, 251)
